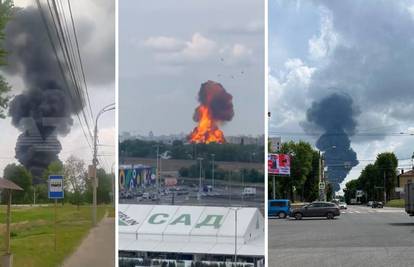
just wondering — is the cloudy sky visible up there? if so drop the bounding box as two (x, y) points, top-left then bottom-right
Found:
(0, 0), (115, 174)
(119, 0), (264, 137)
(269, 0), (414, 191)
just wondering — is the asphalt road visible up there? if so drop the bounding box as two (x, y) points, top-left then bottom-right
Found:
(269, 205), (414, 267)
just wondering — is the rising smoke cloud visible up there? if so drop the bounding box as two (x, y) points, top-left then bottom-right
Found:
(4, 7), (83, 179)
(193, 80), (234, 123)
(304, 93), (359, 191)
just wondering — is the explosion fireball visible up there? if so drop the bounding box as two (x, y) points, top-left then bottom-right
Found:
(188, 81), (234, 144)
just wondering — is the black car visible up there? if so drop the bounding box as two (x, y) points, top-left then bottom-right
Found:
(371, 201), (384, 208)
(291, 201), (340, 220)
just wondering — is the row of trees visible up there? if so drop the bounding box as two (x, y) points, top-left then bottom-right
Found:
(119, 139), (264, 163)
(178, 160), (264, 184)
(344, 152), (398, 203)
(269, 140), (326, 202)
(1, 155), (114, 205)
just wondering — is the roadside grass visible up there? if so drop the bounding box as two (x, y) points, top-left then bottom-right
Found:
(386, 199), (405, 208)
(0, 204), (114, 267)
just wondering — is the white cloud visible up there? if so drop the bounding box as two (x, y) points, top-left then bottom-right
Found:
(308, 9), (338, 60)
(143, 36), (184, 51)
(153, 33), (216, 64)
(269, 58), (315, 130)
(231, 43), (252, 58)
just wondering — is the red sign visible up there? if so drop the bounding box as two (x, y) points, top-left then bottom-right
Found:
(268, 154), (291, 175)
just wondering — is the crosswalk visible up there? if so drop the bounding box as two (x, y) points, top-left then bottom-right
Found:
(341, 208), (404, 214)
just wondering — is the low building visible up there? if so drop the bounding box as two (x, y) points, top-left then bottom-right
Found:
(397, 169), (414, 198)
(119, 204), (265, 266)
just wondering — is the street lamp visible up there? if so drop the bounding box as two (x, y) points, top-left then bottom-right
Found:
(197, 157), (203, 199)
(92, 103), (115, 226)
(211, 154), (215, 188)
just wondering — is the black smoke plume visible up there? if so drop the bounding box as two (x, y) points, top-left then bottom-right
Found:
(4, 7), (83, 179)
(193, 80), (234, 123)
(305, 93), (359, 191)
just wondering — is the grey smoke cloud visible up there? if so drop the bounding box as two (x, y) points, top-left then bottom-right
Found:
(5, 7), (82, 178)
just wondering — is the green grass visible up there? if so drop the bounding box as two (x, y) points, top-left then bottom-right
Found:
(0, 204), (114, 267)
(386, 199), (405, 208)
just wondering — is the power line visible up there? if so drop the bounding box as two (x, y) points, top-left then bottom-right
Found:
(35, 0), (92, 151)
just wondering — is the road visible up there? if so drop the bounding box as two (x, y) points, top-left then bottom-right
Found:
(269, 205), (414, 267)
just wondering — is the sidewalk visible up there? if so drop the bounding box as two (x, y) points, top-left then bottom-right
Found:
(63, 216), (115, 267)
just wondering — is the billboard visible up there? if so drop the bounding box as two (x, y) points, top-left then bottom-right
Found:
(119, 164), (156, 191)
(268, 153), (290, 175)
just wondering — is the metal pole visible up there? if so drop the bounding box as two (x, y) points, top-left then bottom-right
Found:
(92, 122), (98, 226)
(272, 174), (276, 199)
(234, 208), (238, 263)
(384, 170), (387, 203)
(54, 199), (57, 251)
(5, 190), (11, 254)
(199, 158), (202, 194)
(159, 156), (162, 190)
(156, 145), (159, 193)
(212, 154), (215, 188)
(92, 103), (115, 226)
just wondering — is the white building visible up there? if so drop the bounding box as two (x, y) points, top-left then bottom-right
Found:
(119, 204), (264, 266)
(269, 137), (281, 152)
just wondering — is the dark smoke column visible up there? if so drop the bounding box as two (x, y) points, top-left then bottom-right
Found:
(4, 8), (82, 180)
(305, 93), (359, 191)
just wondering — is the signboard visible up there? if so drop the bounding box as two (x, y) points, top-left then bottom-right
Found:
(48, 175), (64, 199)
(319, 181), (325, 190)
(395, 187), (404, 193)
(268, 154), (290, 175)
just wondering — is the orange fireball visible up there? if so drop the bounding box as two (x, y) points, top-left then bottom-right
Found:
(188, 105), (226, 144)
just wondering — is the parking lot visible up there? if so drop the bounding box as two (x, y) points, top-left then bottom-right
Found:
(119, 183), (265, 210)
(269, 205), (414, 267)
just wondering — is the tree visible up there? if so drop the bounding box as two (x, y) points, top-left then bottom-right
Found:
(63, 156), (87, 208)
(326, 183), (334, 201)
(357, 163), (380, 201)
(0, 0), (13, 118)
(2, 163), (32, 203)
(303, 150), (320, 202)
(96, 168), (113, 204)
(280, 141), (315, 201)
(375, 152), (398, 202)
(343, 179), (360, 204)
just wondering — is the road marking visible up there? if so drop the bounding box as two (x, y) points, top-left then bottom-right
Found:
(342, 209), (405, 214)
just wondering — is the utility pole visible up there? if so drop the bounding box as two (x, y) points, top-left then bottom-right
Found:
(197, 157), (203, 199)
(92, 103), (115, 226)
(234, 208), (238, 263)
(384, 170), (387, 203)
(155, 144), (159, 193)
(319, 151), (326, 201)
(211, 154), (215, 188)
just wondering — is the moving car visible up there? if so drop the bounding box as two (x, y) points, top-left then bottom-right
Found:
(339, 202), (347, 209)
(268, 199), (290, 219)
(372, 201), (384, 208)
(291, 201), (340, 220)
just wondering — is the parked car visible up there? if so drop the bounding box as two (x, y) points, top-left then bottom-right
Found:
(367, 201), (374, 207)
(372, 201), (384, 208)
(291, 201), (340, 220)
(268, 199), (290, 219)
(339, 202), (347, 209)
